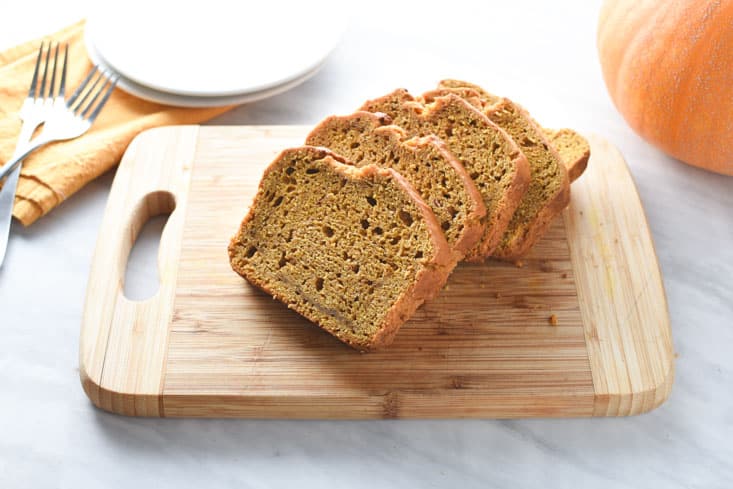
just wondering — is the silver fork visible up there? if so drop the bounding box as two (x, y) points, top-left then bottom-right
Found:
(0, 53), (118, 266)
(0, 42), (66, 265)
(0, 67), (119, 181)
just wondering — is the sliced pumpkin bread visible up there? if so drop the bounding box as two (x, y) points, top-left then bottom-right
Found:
(437, 79), (590, 182)
(306, 111), (486, 260)
(228, 146), (454, 350)
(359, 89), (529, 261)
(542, 128), (590, 182)
(427, 84), (570, 260)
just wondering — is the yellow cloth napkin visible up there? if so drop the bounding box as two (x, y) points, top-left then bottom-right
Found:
(0, 21), (232, 225)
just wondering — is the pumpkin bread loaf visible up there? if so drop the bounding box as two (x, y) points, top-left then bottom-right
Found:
(542, 128), (590, 182)
(427, 84), (570, 260)
(228, 146), (454, 350)
(359, 89), (529, 261)
(437, 79), (590, 181)
(306, 111), (486, 260)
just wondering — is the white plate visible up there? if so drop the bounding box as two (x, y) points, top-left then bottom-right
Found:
(84, 1), (349, 97)
(85, 37), (326, 107)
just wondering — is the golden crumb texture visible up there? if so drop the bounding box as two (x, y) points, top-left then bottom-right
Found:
(228, 146), (454, 350)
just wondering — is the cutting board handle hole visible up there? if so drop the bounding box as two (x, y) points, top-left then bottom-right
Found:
(122, 191), (176, 302)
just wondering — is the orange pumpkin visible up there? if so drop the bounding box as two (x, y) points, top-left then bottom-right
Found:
(597, 0), (733, 176)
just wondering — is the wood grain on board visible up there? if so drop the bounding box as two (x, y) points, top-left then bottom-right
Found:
(80, 126), (674, 418)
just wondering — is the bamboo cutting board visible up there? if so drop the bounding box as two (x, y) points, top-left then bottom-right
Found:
(80, 126), (674, 418)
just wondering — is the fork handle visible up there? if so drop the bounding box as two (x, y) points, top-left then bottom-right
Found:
(0, 118), (43, 266)
(11, 120), (40, 159)
(0, 166), (21, 266)
(0, 138), (47, 182)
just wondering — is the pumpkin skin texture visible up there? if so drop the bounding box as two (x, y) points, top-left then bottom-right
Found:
(598, 0), (733, 176)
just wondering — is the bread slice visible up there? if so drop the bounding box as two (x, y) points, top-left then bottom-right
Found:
(428, 84), (570, 260)
(306, 111), (486, 260)
(228, 146), (454, 350)
(437, 79), (589, 181)
(542, 128), (590, 182)
(359, 89), (529, 261)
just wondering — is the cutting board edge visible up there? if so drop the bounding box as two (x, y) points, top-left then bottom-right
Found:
(566, 134), (674, 417)
(79, 125), (201, 416)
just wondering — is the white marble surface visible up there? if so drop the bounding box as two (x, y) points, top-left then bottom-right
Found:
(1, 1), (732, 488)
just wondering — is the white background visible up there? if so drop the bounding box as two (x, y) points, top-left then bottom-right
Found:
(1, 1), (732, 488)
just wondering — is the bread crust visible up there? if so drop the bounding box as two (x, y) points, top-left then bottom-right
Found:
(543, 128), (590, 182)
(567, 150), (589, 182)
(487, 101), (571, 259)
(360, 89), (530, 261)
(432, 82), (572, 260)
(438, 79), (590, 182)
(365, 166), (455, 350)
(406, 134), (486, 259)
(422, 94), (531, 261)
(306, 110), (487, 261)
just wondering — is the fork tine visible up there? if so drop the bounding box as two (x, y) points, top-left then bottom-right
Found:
(71, 70), (105, 114)
(67, 66), (99, 107)
(28, 42), (45, 99)
(79, 72), (109, 118)
(58, 44), (69, 98)
(82, 74), (118, 122)
(48, 43), (59, 98)
(39, 42), (51, 99)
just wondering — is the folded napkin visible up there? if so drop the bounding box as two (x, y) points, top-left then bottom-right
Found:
(0, 21), (232, 225)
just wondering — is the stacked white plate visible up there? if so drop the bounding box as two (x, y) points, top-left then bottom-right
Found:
(84, 2), (350, 107)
